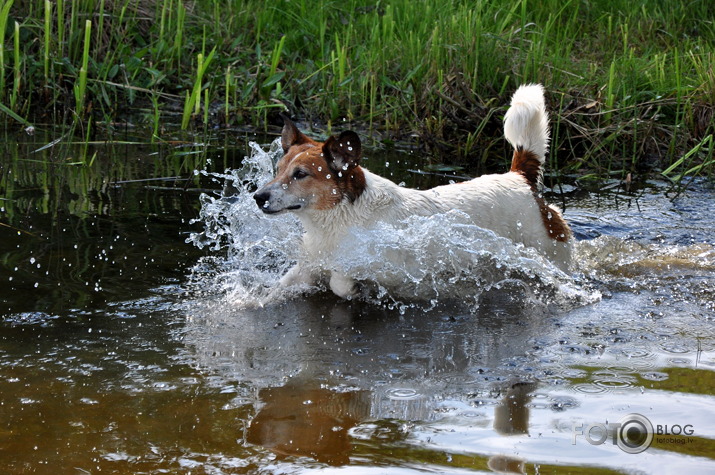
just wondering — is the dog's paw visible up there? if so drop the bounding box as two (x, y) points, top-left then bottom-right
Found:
(279, 265), (316, 287)
(329, 272), (357, 299)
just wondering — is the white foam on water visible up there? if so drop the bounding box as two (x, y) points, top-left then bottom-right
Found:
(187, 139), (600, 311)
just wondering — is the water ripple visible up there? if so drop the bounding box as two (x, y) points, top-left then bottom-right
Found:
(385, 388), (421, 401)
(592, 370), (637, 389)
(661, 343), (692, 354)
(640, 371), (669, 382)
(571, 383), (611, 394)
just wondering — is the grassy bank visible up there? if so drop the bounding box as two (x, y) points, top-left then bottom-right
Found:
(3, 0), (714, 179)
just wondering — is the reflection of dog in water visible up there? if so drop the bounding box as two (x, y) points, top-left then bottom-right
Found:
(246, 383), (370, 465)
(254, 85), (572, 298)
(489, 382), (537, 474)
(246, 379), (538, 467)
(493, 381), (537, 436)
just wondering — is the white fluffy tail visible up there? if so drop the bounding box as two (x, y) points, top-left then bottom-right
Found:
(504, 84), (550, 163)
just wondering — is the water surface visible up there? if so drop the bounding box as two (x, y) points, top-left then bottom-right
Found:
(1, 129), (714, 474)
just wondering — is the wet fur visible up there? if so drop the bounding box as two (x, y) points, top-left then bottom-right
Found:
(254, 84), (572, 298)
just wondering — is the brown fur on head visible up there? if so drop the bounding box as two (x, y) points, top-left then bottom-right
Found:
(253, 116), (366, 214)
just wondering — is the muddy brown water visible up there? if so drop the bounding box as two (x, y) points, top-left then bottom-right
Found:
(1, 130), (714, 474)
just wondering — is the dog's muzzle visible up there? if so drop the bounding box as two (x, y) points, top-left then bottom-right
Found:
(253, 189), (279, 214)
(253, 189), (302, 214)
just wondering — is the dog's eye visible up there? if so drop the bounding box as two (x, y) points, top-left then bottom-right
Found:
(292, 169), (309, 180)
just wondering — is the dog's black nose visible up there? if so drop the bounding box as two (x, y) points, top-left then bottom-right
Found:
(253, 190), (269, 209)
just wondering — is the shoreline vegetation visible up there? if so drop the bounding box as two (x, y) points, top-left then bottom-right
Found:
(3, 0), (714, 181)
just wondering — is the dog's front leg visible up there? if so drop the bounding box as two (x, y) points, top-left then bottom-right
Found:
(329, 271), (357, 299)
(279, 264), (317, 288)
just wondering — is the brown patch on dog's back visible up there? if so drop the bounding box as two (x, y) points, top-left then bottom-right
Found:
(510, 147), (571, 242)
(535, 197), (571, 242)
(510, 147), (542, 190)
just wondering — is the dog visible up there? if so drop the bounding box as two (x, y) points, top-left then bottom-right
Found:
(253, 84), (572, 298)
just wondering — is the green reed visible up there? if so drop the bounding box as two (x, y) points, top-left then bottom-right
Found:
(181, 47), (217, 129)
(0, 0), (13, 100)
(662, 135), (714, 183)
(43, 0), (50, 84)
(73, 20), (91, 116)
(9, 21), (19, 110)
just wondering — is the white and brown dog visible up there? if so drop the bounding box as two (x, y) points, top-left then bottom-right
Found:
(254, 84), (572, 298)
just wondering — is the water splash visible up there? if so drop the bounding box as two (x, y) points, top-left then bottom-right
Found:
(576, 236), (715, 279)
(187, 139), (598, 310)
(186, 139), (302, 306)
(332, 210), (596, 310)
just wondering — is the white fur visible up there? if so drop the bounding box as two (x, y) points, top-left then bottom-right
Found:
(277, 85), (571, 298)
(504, 84), (550, 162)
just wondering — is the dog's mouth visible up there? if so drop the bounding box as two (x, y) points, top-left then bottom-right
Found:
(260, 204), (302, 214)
(260, 208), (282, 215)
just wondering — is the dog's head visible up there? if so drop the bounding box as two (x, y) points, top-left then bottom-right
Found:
(254, 115), (366, 214)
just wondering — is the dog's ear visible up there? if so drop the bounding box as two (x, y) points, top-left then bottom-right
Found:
(323, 131), (362, 172)
(280, 113), (312, 153)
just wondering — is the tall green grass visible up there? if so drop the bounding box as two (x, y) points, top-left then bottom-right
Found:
(0, 0), (13, 101)
(73, 19), (91, 116)
(3, 0), (715, 176)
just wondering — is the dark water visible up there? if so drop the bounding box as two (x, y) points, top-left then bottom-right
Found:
(1, 129), (714, 474)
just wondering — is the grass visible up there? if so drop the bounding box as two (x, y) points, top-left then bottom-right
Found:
(2, 0), (715, 179)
